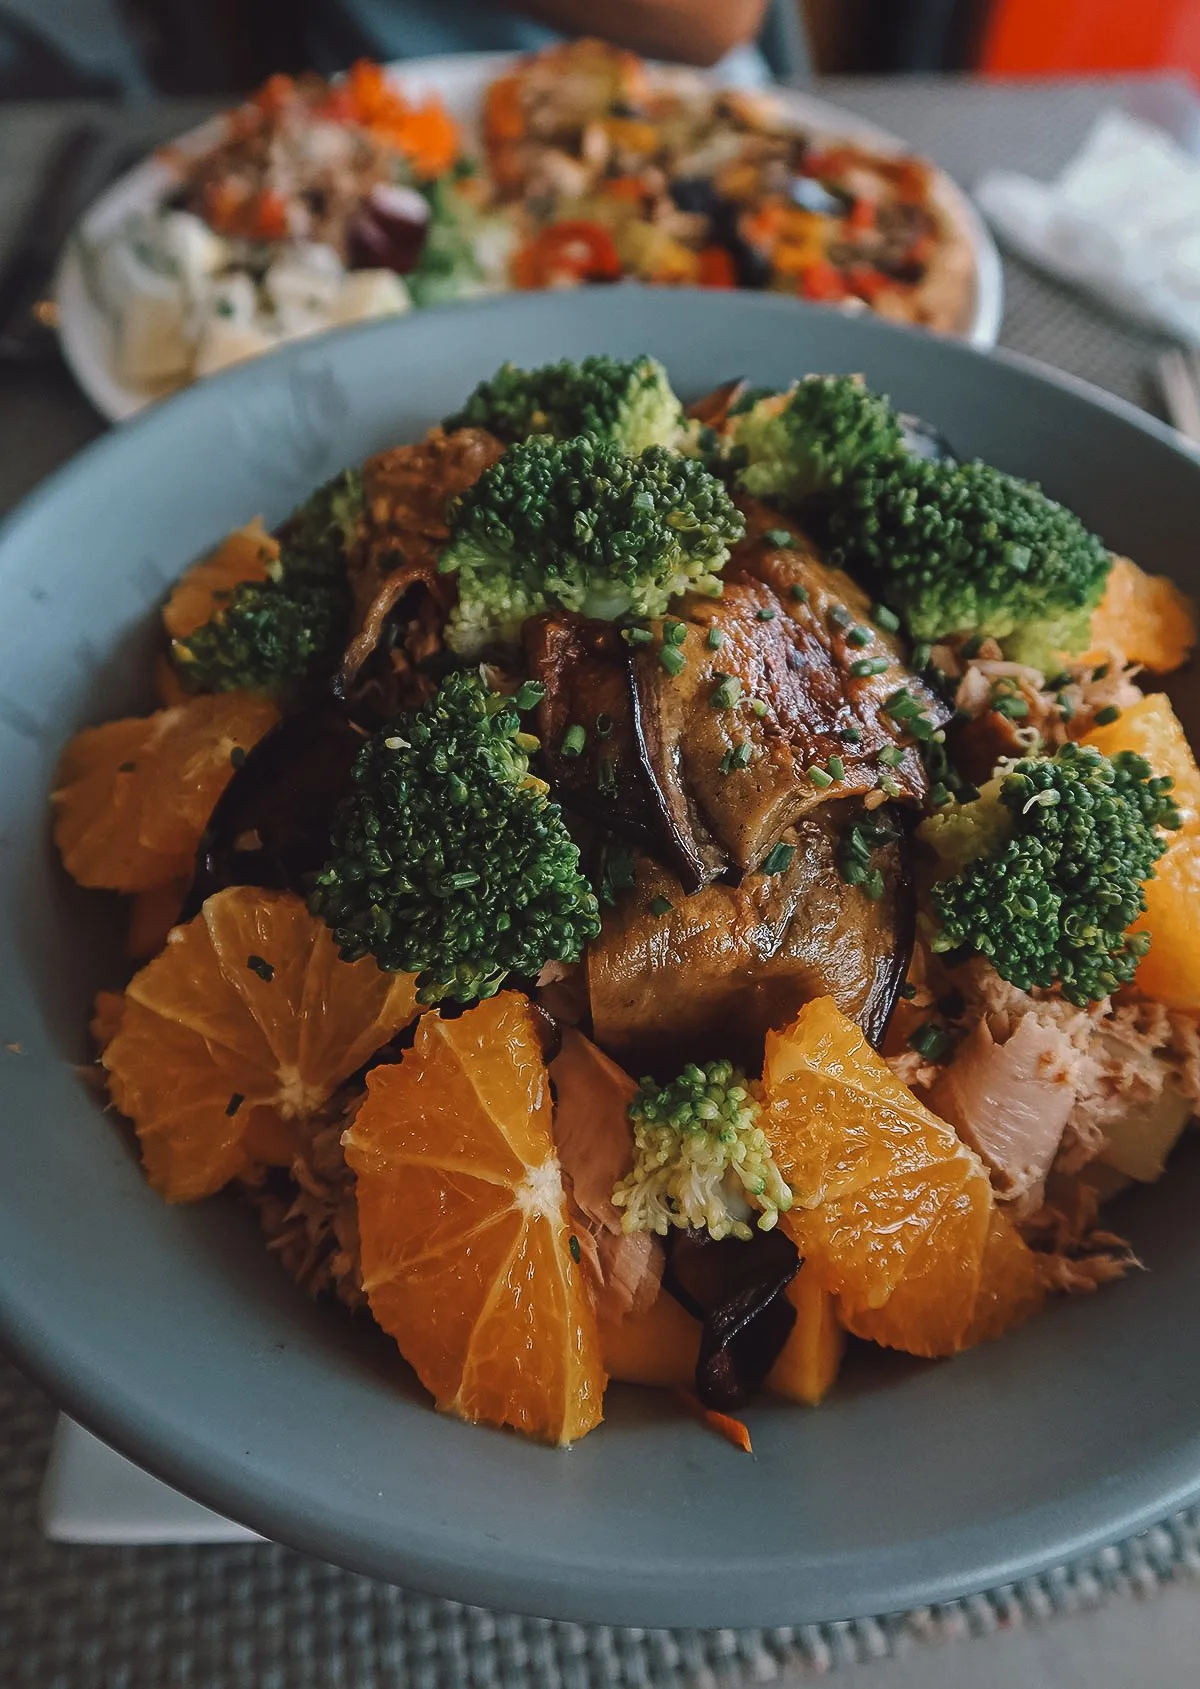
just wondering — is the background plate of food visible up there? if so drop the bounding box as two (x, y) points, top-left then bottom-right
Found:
(54, 41), (1002, 423)
(4, 288), (1200, 1629)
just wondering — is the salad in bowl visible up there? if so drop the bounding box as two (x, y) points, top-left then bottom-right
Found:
(54, 352), (1200, 1449)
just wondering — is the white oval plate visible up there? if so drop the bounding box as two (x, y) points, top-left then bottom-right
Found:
(55, 51), (1003, 423)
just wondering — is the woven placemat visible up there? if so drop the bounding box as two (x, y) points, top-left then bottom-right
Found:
(2, 74), (1196, 1688)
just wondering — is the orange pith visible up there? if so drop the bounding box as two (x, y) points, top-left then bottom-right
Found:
(53, 692), (279, 892)
(761, 996), (1044, 1358)
(1085, 693), (1200, 1010)
(344, 993), (606, 1445)
(162, 520), (278, 640)
(102, 887), (419, 1202)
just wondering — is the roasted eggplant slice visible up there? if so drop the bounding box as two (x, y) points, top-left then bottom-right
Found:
(185, 707), (364, 917)
(523, 612), (663, 842)
(587, 802), (913, 1072)
(628, 500), (946, 883)
(664, 1226), (800, 1411)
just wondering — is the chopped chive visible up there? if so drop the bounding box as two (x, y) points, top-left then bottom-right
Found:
(847, 626), (872, 647)
(569, 1234), (582, 1264)
(247, 954), (274, 982)
(828, 605), (853, 629)
(1057, 692), (1075, 721)
(595, 712), (614, 739)
(879, 745), (905, 767)
(871, 602), (901, 632)
(597, 757), (618, 796)
(911, 642), (933, 671)
(660, 645), (686, 677)
(731, 739), (752, 768)
(993, 694), (1029, 720)
(623, 626), (653, 646)
(761, 841), (796, 875)
(711, 676), (741, 709)
(225, 1092), (244, 1117)
(960, 634), (985, 659)
(827, 755), (845, 782)
(931, 782), (952, 808)
(850, 657), (889, 678)
(840, 724), (862, 743)
(900, 981), (917, 999)
(663, 619), (687, 646)
(649, 895), (674, 917)
(230, 745), (247, 770)
(750, 698), (768, 717)
(707, 625), (724, 650)
(117, 760), (136, 773)
(719, 749), (735, 775)
(764, 528), (795, 548)
(879, 773), (902, 798)
(1094, 705), (1121, 725)
(863, 868), (886, 901)
(561, 724), (587, 757)
(756, 607), (776, 621)
(789, 584), (810, 603)
(1046, 671), (1071, 690)
(514, 680), (546, 711)
(1092, 663), (1110, 681)
(909, 1022), (953, 1061)
(808, 766), (834, 789)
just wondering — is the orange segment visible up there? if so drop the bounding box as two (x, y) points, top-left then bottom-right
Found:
(766, 1269), (845, 1405)
(163, 521), (277, 640)
(761, 997), (1044, 1358)
(1085, 693), (1200, 1009)
(103, 887), (418, 1201)
(53, 693), (279, 892)
(1087, 556), (1196, 673)
(127, 878), (189, 961)
(344, 994), (605, 1444)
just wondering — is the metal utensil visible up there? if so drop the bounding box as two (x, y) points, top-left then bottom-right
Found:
(1157, 346), (1200, 445)
(0, 121), (109, 362)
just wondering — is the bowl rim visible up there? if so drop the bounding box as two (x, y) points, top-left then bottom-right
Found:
(4, 288), (1200, 1628)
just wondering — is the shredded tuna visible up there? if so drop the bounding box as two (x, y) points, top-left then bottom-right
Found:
(929, 1014), (1077, 1201)
(240, 1096), (366, 1311)
(1019, 1180), (1141, 1293)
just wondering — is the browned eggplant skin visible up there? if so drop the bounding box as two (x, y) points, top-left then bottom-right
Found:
(587, 802), (913, 1075)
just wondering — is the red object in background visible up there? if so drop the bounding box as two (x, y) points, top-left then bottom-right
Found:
(982, 0), (1200, 76)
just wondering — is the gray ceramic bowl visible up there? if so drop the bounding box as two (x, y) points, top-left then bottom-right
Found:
(2, 290), (1200, 1630)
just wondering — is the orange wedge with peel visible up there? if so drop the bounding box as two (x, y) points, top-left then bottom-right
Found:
(103, 887), (418, 1202)
(761, 996), (1044, 1358)
(344, 993), (606, 1445)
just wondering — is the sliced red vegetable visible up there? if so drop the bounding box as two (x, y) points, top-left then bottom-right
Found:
(673, 1388), (754, 1453)
(697, 245), (737, 288)
(798, 260), (849, 303)
(512, 220), (623, 289)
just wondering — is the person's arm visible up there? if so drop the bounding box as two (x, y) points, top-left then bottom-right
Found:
(504, 0), (770, 66)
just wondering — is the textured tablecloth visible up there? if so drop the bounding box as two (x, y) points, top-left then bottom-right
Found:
(2, 70), (1200, 1689)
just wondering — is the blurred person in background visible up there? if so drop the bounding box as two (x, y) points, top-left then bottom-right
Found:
(0, 0), (802, 98)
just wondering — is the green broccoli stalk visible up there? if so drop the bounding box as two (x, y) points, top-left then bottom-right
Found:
(438, 433), (746, 652)
(920, 742), (1180, 1005)
(444, 355), (687, 454)
(612, 1061), (793, 1242)
(309, 669), (600, 1004)
(173, 470), (362, 695)
(828, 456), (1112, 667)
(727, 374), (907, 508)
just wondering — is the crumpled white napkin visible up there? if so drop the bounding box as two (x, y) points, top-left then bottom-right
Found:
(976, 110), (1200, 346)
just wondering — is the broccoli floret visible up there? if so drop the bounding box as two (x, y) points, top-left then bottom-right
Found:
(173, 472), (362, 694)
(828, 456), (1112, 659)
(438, 433), (745, 652)
(728, 374), (907, 508)
(309, 669), (600, 1004)
(444, 354), (687, 455)
(611, 1060), (792, 1243)
(920, 742), (1180, 1005)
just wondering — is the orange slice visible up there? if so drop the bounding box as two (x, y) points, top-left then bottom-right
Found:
(163, 520), (277, 640)
(1087, 556), (1196, 674)
(1085, 693), (1200, 1009)
(53, 692), (279, 892)
(761, 996), (1044, 1358)
(103, 886), (418, 1202)
(344, 993), (606, 1445)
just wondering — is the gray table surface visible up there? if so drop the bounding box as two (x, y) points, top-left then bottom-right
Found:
(3, 70), (1200, 1689)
